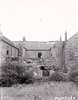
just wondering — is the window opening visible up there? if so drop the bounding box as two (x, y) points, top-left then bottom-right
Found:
(38, 52), (42, 58)
(6, 50), (9, 55)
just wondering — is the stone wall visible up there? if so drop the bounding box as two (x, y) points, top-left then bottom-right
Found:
(0, 32), (19, 66)
(1, 41), (19, 64)
(51, 41), (63, 69)
(0, 31), (3, 75)
(13, 41), (54, 60)
(25, 50), (51, 59)
(65, 32), (78, 70)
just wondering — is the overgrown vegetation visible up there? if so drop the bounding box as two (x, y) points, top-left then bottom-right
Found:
(0, 62), (34, 87)
(68, 65), (78, 85)
(1, 81), (78, 100)
(1, 61), (78, 87)
(49, 71), (68, 81)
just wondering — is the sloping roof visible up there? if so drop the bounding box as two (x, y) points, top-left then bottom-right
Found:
(24, 41), (55, 50)
(67, 32), (78, 41)
(13, 41), (56, 50)
(13, 41), (21, 47)
(25, 41), (50, 50)
(2, 36), (18, 49)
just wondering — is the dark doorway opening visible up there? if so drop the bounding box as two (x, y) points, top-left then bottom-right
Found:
(40, 66), (50, 77)
(43, 69), (50, 77)
(38, 52), (42, 58)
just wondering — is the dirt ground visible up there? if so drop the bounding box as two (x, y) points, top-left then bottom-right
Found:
(0, 82), (78, 100)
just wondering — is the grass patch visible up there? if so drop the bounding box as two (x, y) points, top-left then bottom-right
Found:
(1, 81), (78, 100)
(49, 71), (68, 82)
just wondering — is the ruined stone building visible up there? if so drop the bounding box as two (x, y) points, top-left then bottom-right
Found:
(0, 30), (78, 75)
(0, 31), (19, 66)
(64, 32), (78, 71)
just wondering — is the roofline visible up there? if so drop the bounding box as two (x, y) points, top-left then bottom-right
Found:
(1, 37), (19, 50)
(26, 49), (50, 51)
(66, 32), (78, 42)
(62, 32), (78, 47)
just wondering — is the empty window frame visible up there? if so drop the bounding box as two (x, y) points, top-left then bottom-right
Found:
(6, 50), (9, 55)
(38, 52), (42, 58)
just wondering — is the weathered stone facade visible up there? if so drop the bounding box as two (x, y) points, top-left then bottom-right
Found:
(13, 41), (55, 60)
(64, 32), (78, 71)
(52, 41), (63, 69)
(0, 31), (3, 75)
(0, 31), (19, 67)
(1, 31), (78, 74)
(21, 41), (54, 59)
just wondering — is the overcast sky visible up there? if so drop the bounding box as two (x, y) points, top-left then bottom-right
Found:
(0, 0), (78, 41)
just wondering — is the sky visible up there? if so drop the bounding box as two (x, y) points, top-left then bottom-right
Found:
(0, 0), (78, 41)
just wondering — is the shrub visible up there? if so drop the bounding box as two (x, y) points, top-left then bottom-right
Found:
(68, 70), (78, 84)
(62, 65), (68, 73)
(49, 71), (68, 81)
(52, 65), (60, 71)
(0, 62), (34, 87)
(68, 64), (78, 84)
(19, 70), (34, 84)
(41, 76), (49, 82)
(32, 76), (42, 83)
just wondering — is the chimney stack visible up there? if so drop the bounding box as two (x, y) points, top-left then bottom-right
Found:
(65, 31), (67, 42)
(23, 36), (26, 42)
(60, 35), (62, 42)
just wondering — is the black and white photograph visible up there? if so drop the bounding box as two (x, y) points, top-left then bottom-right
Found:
(0, 0), (78, 100)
